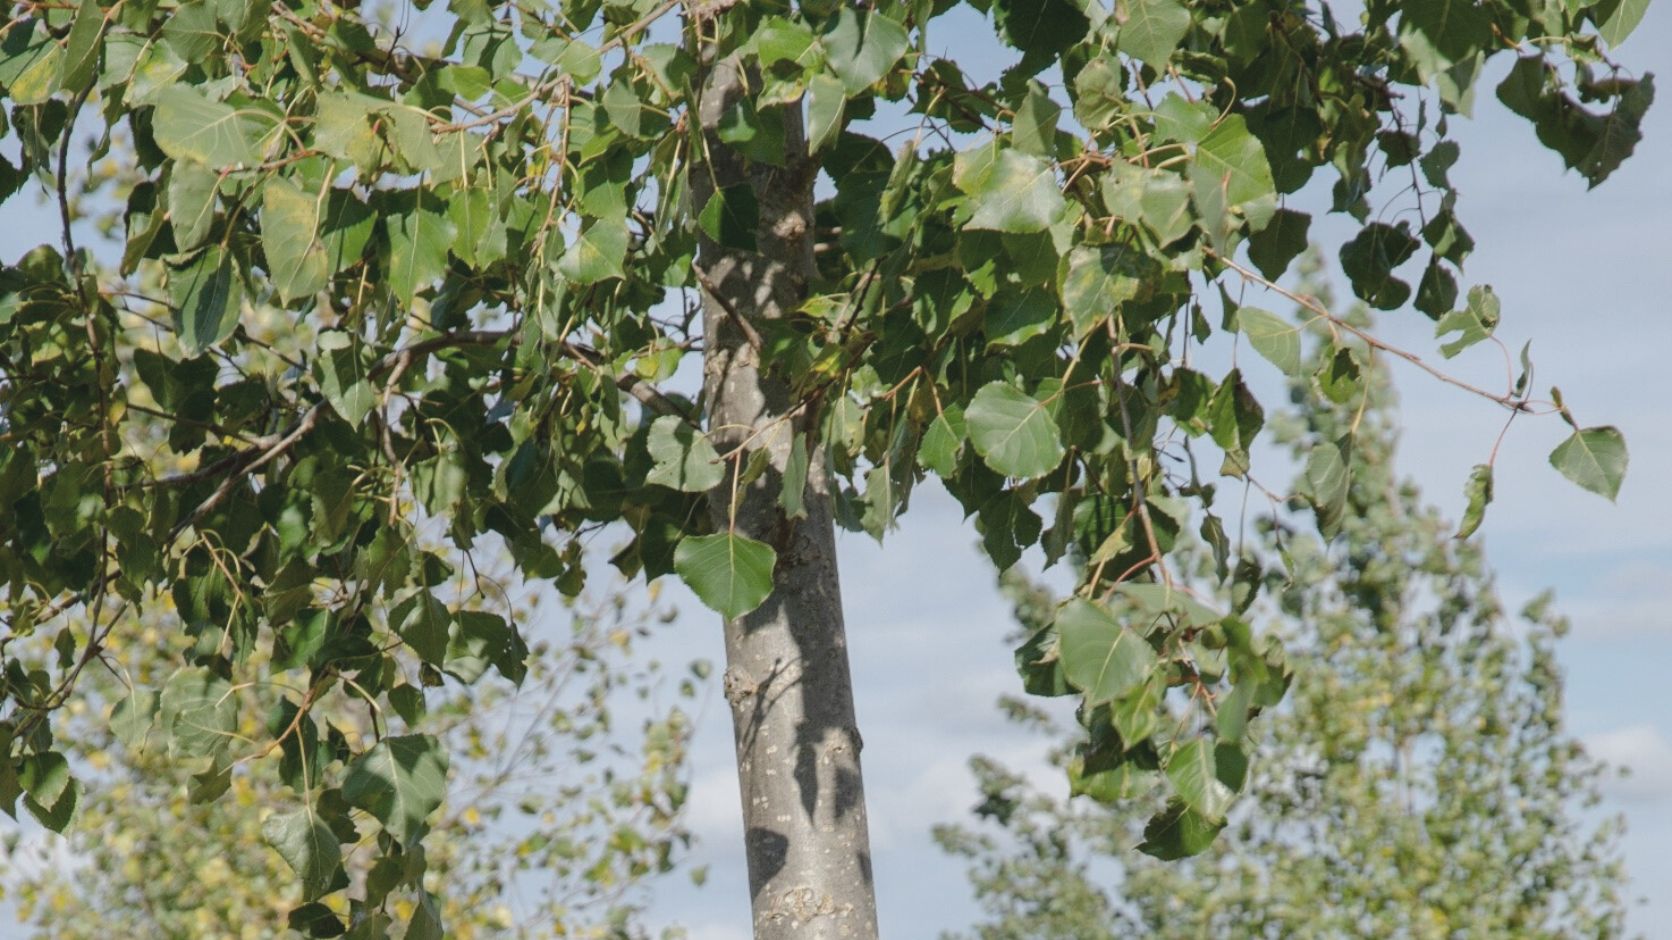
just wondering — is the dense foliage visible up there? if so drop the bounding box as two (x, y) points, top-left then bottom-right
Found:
(3, 579), (702, 939)
(938, 293), (1630, 938)
(0, 0), (1649, 929)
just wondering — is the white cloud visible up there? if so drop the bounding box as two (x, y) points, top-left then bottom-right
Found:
(682, 766), (744, 854)
(1586, 724), (1672, 803)
(680, 923), (751, 940)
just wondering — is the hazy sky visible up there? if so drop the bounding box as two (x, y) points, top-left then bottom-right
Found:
(1, 2), (1668, 937)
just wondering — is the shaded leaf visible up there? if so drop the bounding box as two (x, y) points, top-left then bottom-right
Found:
(1138, 799), (1225, 859)
(341, 735), (448, 847)
(170, 246), (242, 357)
(262, 809), (343, 900)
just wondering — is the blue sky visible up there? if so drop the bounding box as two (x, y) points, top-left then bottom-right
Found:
(2, 2), (1668, 936)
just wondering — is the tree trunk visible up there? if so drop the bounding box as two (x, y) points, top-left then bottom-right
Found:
(691, 52), (882, 939)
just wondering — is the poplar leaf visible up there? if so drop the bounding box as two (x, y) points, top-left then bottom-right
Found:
(1549, 426), (1627, 501)
(263, 178), (330, 302)
(170, 246), (242, 356)
(674, 533), (777, 620)
(1116, 0), (1191, 66)
(1236, 307), (1302, 375)
(153, 86), (260, 169)
(954, 144), (1068, 234)
(342, 735), (449, 847)
(1457, 463), (1493, 538)
(966, 382), (1065, 479)
(646, 416), (725, 492)
(1056, 599), (1158, 705)
(262, 809), (343, 900)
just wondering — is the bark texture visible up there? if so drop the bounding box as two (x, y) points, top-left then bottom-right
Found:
(692, 52), (881, 939)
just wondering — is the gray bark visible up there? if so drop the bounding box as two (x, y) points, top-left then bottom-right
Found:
(691, 52), (881, 938)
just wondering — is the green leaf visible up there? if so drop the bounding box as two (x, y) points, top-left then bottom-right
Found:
(318, 333), (376, 425)
(169, 246), (242, 356)
(58, 0), (106, 95)
(674, 532), (778, 620)
(160, 667), (240, 765)
(918, 406), (967, 478)
(1116, 0), (1191, 67)
(698, 184), (759, 252)
(263, 178), (330, 303)
(1436, 284), (1500, 357)
(558, 213), (628, 284)
(1059, 244), (1143, 337)
(806, 72), (846, 155)
(1166, 738), (1235, 822)
(1596, 0), (1649, 47)
(820, 9), (909, 95)
(22, 773), (80, 832)
(954, 143), (1068, 234)
(109, 688), (160, 752)
(393, 592), (452, 666)
(387, 195), (454, 307)
(1303, 437), (1352, 534)
(0, 24), (62, 105)
(1138, 799), (1225, 859)
(1103, 164), (1194, 246)
(447, 184), (503, 268)
(262, 809), (343, 900)
(1110, 676), (1163, 746)
(152, 86), (261, 169)
(446, 611), (529, 686)
(985, 285), (1058, 347)
(1340, 222), (1421, 309)
(160, 0), (220, 60)
(781, 433), (809, 520)
(407, 892), (445, 940)
(1236, 307), (1302, 376)
(646, 415), (725, 492)
(1056, 599), (1159, 705)
(18, 752), (71, 806)
(996, 0), (1091, 59)
(1457, 463), (1493, 539)
(1247, 208), (1311, 280)
(532, 37), (601, 83)
(1548, 426), (1627, 501)
(341, 734), (449, 847)
(321, 190), (376, 273)
(1012, 80), (1062, 157)
(1398, 0), (1491, 82)
(312, 92), (383, 171)
(1191, 115), (1278, 240)
(167, 162), (221, 251)
(965, 381), (1065, 479)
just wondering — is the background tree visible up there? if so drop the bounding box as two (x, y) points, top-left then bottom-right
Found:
(0, 0), (1650, 935)
(2, 576), (703, 939)
(936, 280), (1631, 938)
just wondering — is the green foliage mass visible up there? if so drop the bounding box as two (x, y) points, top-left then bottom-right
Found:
(936, 293), (1630, 938)
(0, 0), (1650, 922)
(3, 585), (702, 939)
